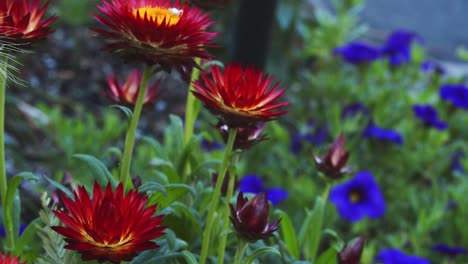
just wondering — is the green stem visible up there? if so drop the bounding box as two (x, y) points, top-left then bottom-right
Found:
(217, 153), (240, 264)
(199, 129), (237, 264)
(0, 54), (14, 249)
(119, 65), (152, 190)
(233, 239), (248, 264)
(310, 182), (331, 263)
(183, 58), (202, 145)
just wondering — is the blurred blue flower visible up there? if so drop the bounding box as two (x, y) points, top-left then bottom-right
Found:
(381, 30), (423, 66)
(341, 102), (370, 119)
(201, 138), (223, 152)
(375, 249), (430, 264)
(421, 61), (445, 74)
(431, 244), (468, 257)
(363, 123), (404, 145)
(439, 84), (468, 110)
(290, 121), (328, 155)
(239, 175), (288, 205)
(413, 104), (447, 130)
(0, 224), (26, 237)
(451, 152), (465, 173)
(329, 171), (385, 222)
(334, 42), (381, 64)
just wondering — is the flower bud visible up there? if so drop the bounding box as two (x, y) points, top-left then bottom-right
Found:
(313, 133), (352, 179)
(217, 121), (267, 150)
(229, 192), (280, 242)
(338, 236), (365, 264)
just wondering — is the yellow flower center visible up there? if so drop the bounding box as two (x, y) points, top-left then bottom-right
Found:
(133, 6), (182, 26)
(350, 191), (361, 203)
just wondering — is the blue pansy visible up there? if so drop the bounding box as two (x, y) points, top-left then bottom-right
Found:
(421, 61), (445, 74)
(200, 138), (223, 152)
(334, 42), (381, 64)
(381, 30), (422, 66)
(239, 175), (288, 205)
(375, 249), (430, 264)
(431, 244), (468, 257)
(363, 123), (404, 145)
(290, 121), (328, 155)
(341, 102), (370, 119)
(329, 171), (385, 222)
(439, 84), (468, 110)
(413, 104), (447, 130)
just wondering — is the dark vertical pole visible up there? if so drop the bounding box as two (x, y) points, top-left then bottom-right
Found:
(229, 0), (278, 69)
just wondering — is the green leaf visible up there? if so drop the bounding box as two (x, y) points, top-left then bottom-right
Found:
(139, 182), (167, 196)
(181, 250), (198, 264)
(315, 247), (337, 264)
(110, 104), (133, 119)
(244, 247), (281, 264)
(298, 197), (325, 260)
(73, 154), (118, 187)
(44, 175), (73, 198)
(148, 184), (195, 210)
(275, 209), (300, 259)
(5, 172), (38, 215)
(14, 218), (41, 256)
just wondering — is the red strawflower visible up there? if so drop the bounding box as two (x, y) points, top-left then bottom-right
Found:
(0, 252), (26, 264)
(93, 0), (217, 71)
(52, 182), (166, 264)
(313, 133), (353, 179)
(0, 0), (56, 45)
(189, 0), (231, 10)
(192, 64), (289, 127)
(230, 192), (280, 242)
(105, 68), (160, 106)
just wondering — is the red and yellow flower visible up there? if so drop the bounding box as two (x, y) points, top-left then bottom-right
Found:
(192, 64), (289, 127)
(0, 0), (56, 45)
(93, 0), (217, 70)
(52, 182), (166, 263)
(0, 252), (26, 264)
(105, 68), (160, 106)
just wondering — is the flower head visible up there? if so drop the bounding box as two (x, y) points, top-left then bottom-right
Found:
(330, 171), (385, 222)
(52, 182), (166, 263)
(341, 103), (369, 120)
(192, 64), (289, 127)
(93, 0), (217, 70)
(313, 133), (352, 179)
(363, 123), (404, 145)
(189, 0), (231, 10)
(338, 236), (365, 264)
(229, 192), (281, 242)
(0, 0), (56, 46)
(381, 30), (423, 66)
(105, 68), (160, 106)
(431, 244), (468, 258)
(216, 121), (267, 150)
(239, 175), (288, 205)
(421, 61), (445, 74)
(413, 104), (447, 130)
(290, 121), (328, 155)
(439, 84), (468, 110)
(375, 248), (430, 264)
(0, 252), (26, 264)
(333, 42), (380, 64)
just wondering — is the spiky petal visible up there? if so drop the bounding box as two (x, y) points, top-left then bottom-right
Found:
(93, 0), (217, 71)
(0, 0), (56, 46)
(52, 182), (166, 264)
(193, 64), (289, 127)
(0, 252), (26, 264)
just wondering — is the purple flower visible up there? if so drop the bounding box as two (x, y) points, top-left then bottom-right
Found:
(341, 103), (370, 119)
(413, 104), (447, 130)
(290, 121), (328, 155)
(375, 249), (430, 264)
(381, 30), (423, 66)
(421, 61), (445, 74)
(363, 123), (404, 145)
(431, 244), (468, 257)
(329, 171), (385, 222)
(201, 138), (223, 152)
(334, 42), (381, 64)
(439, 84), (468, 110)
(239, 175), (288, 205)
(451, 152), (465, 173)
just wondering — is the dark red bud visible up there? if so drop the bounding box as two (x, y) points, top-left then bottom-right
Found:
(338, 236), (365, 264)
